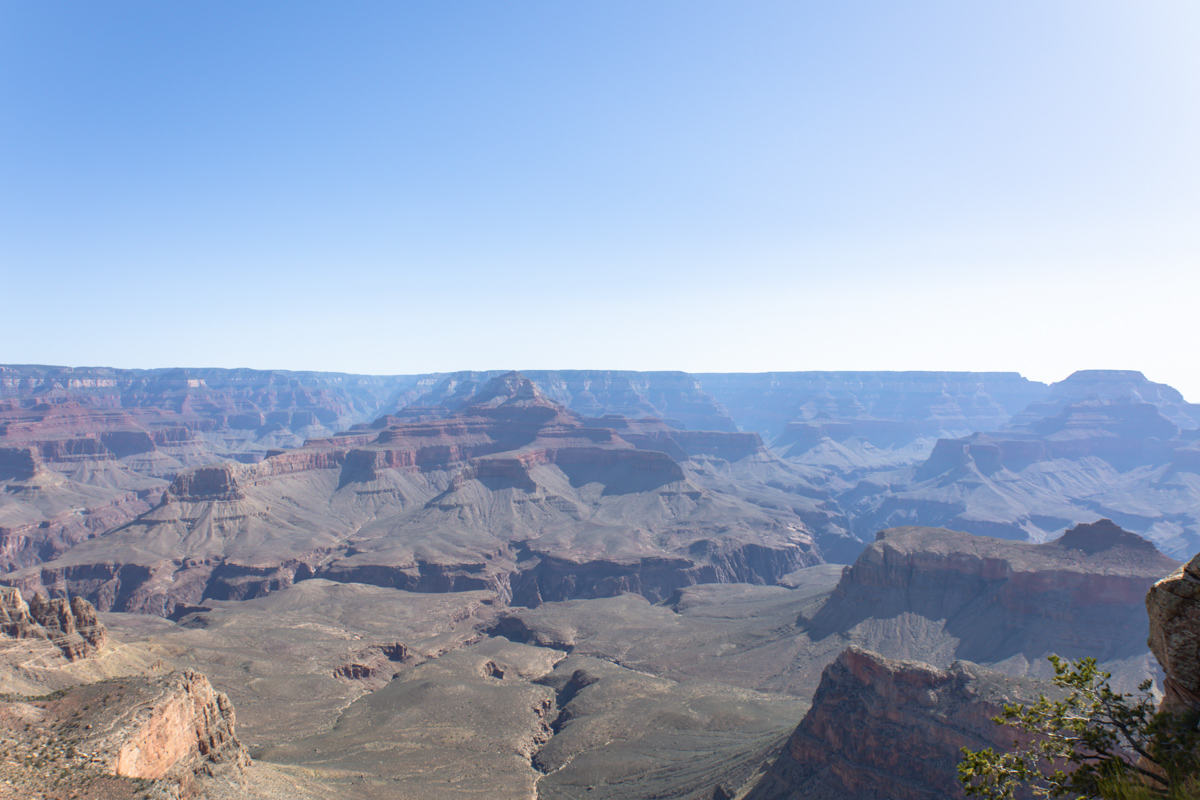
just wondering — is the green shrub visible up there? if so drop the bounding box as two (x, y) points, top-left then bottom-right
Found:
(959, 657), (1200, 799)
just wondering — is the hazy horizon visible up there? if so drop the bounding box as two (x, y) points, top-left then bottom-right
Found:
(4, 2), (1198, 399)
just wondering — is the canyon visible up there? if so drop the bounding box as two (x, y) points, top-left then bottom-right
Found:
(1, 363), (1196, 799)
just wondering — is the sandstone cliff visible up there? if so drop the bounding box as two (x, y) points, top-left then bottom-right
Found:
(0, 669), (248, 798)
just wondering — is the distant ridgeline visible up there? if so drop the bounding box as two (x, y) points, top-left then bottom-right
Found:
(1, 364), (1197, 617)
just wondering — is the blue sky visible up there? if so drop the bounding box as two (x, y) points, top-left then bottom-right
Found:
(3, 2), (1198, 398)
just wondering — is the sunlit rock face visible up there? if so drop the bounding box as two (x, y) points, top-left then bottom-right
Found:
(107, 668), (248, 781)
(0, 666), (249, 796)
(1148, 552), (1200, 715)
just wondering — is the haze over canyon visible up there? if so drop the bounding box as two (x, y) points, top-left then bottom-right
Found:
(1, 363), (1196, 800)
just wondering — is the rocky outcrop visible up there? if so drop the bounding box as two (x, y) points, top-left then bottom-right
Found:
(105, 669), (248, 780)
(1147, 552), (1200, 715)
(0, 445), (41, 481)
(0, 669), (248, 798)
(0, 586), (107, 661)
(746, 647), (1044, 800)
(333, 642), (409, 683)
(509, 540), (811, 606)
(807, 521), (1178, 667)
(167, 462), (246, 502)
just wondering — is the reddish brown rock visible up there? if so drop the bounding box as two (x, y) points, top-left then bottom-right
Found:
(0, 668), (248, 797)
(333, 642), (409, 684)
(167, 462), (246, 502)
(3, 372), (823, 615)
(747, 647), (1044, 800)
(0, 586), (107, 661)
(106, 669), (248, 780)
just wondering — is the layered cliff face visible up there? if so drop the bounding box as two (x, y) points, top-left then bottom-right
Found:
(0, 669), (248, 797)
(0, 367), (445, 572)
(1011, 369), (1200, 432)
(806, 521), (1177, 685)
(4, 373), (822, 615)
(746, 647), (1046, 800)
(1, 583), (249, 796)
(0, 585), (107, 661)
(749, 515), (1194, 800)
(0, 417), (161, 573)
(0, 364), (425, 434)
(104, 669), (248, 780)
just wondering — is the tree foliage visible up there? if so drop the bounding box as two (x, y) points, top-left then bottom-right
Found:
(958, 656), (1200, 800)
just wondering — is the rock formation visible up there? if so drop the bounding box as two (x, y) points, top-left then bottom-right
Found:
(745, 647), (1047, 800)
(104, 669), (248, 780)
(1147, 551), (1200, 715)
(806, 521), (1178, 680)
(3, 373), (822, 615)
(695, 370), (1048, 440)
(844, 372), (1200, 557)
(0, 669), (249, 797)
(748, 519), (1191, 800)
(0, 585), (107, 661)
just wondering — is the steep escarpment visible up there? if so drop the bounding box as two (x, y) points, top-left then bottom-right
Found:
(748, 516), (1193, 800)
(0, 669), (248, 797)
(1, 584), (249, 796)
(104, 669), (247, 780)
(805, 521), (1178, 679)
(745, 647), (1046, 800)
